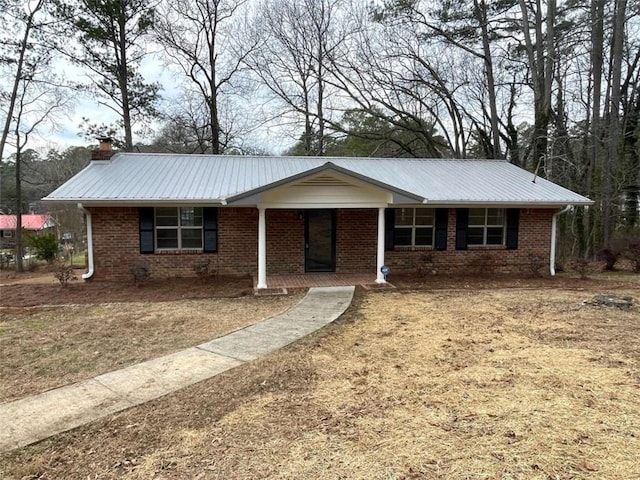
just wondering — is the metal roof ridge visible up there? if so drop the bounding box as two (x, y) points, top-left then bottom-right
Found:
(116, 153), (512, 162)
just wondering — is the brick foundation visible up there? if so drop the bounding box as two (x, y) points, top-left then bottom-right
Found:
(88, 207), (554, 280)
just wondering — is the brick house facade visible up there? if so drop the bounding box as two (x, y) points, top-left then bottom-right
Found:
(88, 206), (554, 281)
(45, 142), (591, 287)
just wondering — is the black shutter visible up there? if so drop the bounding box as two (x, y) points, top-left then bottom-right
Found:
(456, 208), (469, 250)
(506, 208), (520, 250)
(385, 208), (395, 251)
(139, 207), (154, 254)
(434, 208), (448, 250)
(203, 207), (218, 253)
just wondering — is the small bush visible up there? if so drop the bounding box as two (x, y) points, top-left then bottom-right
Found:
(528, 255), (546, 277)
(26, 232), (58, 263)
(416, 253), (435, 277)
(193, 259), (211, 280)
(53, 262), (74, 287)
(622, 238), (640, 272)
(129, 262), (150, 285)
(597, 248), (619, 271)
(571, 258), (590, 279)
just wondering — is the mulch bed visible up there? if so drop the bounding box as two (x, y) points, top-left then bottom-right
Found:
(0, 275), (255, 307)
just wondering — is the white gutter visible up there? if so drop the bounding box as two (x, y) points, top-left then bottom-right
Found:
(550, 205), (572, 276)
(77, 203), (94, 280)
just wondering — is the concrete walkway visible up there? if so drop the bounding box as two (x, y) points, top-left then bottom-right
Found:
(0, 286), (355, 454)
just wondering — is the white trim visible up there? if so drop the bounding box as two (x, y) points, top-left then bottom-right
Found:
(154, 207), (204, 251)
(77, 203), (94, 280)
(393, 207), (435, 247)
(468, 208), (506, 246)
(550, 206), (571, 276)
(376, 207), (386, 284)
(257, 202), (389, 210)
(257, 207), (267, 289)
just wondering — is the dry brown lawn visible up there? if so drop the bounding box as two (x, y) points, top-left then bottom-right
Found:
(1, 281), (640, 479)
(0, 295), (302, 402)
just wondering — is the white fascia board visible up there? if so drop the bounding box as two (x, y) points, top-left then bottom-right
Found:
(413, 200), (593, 207)
(42, 198), (226, 206)
(258, 202), (390, 209)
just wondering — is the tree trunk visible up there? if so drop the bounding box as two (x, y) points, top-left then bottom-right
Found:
(0, 0), (44, 161)
(118, 13), (134, 151)
(602, 0), (627, 248)
(14, 149), (24, 272)
(474, 0), (500, 159)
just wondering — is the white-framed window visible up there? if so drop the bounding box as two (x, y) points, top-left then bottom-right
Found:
(155, 207), (203, 250)
(2, 230), (13, 238)
(394, 208), (434, 247)
(468, 208), (505, 246)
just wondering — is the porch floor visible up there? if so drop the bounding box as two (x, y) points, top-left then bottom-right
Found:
(254, 273), (393, 290)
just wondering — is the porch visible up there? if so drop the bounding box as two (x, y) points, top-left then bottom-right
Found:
(253, 272), (394, 290)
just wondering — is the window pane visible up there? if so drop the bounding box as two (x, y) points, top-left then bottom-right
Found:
(486, 227), (504, 245)
(467, 227), (484, 245)
(180, 207), (203, 227)
(414, 227), (433, 246)
(181, 228), (203, 248)
(157, 229), (178, 248)
(487, 208), (504, 226)
(414, 209), (434, 226)
(395, 208), (414, 226)
(468, 208), (486, 226)
(394, 227), (412, 246)
(156, 207), (178, 227)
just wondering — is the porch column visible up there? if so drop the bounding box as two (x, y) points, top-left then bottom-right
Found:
(376, 207), (386, 284)
(257, 206), (267, 289)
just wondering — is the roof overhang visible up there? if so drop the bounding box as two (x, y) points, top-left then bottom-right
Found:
(42, 198), (228, 207)
(224, 162), (425, 205)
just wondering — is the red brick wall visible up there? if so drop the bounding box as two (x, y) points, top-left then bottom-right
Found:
(267, 210), (304, 274)
(336, 209), (377, 273)
(88, 207), (257, 280)
(386, 208), (554, 274)
(87, 207), (555, 280)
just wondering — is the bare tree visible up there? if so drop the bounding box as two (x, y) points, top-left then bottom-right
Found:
(155, 0), (257, 154)
(247, 0), (347, 156)
(0, 0), (48, 161)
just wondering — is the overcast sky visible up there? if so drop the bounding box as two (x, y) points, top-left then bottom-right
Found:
(21, 51), (294, 156)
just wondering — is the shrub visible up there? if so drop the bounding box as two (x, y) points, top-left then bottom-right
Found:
(26, 232), (58, 263)
(622, 234), (640, 272)
(571, 258), (590, 279)
(129, 262), (151, 285)
(53, 262), (74, 287)
(528, 255), (546, 277)
(193, 259), (211, 280)
(416, 253), (435, 277)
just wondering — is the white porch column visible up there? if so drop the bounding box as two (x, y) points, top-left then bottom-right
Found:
(376, 206), (386, 284)
(257, 206), (267, 289)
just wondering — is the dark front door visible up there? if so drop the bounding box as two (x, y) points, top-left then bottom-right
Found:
(305, 209), (336, 272)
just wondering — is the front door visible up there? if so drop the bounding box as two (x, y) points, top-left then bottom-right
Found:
(305, 209), (336, 272)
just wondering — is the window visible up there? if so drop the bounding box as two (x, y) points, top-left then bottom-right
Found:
(155, 207), (203, 250)
(2, 230), (13, 238)
(394, 208), (434, 247)
(468, 208), (505, 246)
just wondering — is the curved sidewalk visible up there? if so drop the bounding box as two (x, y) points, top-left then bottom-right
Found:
(0, 286), (355, 453)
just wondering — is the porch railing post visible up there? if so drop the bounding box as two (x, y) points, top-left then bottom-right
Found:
(257, 206), (267, 289)
(376, 207), (386, 284)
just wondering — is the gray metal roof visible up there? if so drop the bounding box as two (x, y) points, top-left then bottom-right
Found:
(44, 153), (593, 206)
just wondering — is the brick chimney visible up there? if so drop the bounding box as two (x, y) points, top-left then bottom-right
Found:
(91, 136), (115, 161)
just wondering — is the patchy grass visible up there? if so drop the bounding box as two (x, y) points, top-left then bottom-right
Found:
(0, 294), (302, 402)
(1, 283), (639, 479)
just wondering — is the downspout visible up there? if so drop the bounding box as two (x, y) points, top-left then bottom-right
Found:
(77, 203), (94, 280)
(550, 205), (571, 276)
